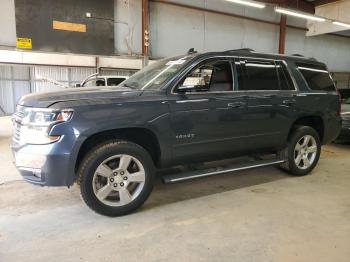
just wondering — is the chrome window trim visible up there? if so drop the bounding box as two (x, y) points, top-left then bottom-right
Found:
(238, 57), (298, 92)
(297, 92), (329, 95)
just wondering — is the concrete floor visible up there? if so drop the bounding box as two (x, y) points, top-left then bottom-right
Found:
(1, 116), (350, 262)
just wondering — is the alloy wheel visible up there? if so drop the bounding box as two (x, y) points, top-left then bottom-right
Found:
(92, 154), (146, 207)
(294, 135), (317, 170)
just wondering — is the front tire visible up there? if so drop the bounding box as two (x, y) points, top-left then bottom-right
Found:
(279, 126), (321, 176)
(78, 140), (155, 217)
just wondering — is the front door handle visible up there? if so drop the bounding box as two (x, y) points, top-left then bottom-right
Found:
(282, 99), (296, 106)
(227, 102), (246, 108)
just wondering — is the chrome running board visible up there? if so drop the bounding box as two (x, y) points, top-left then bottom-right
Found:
(162, 159), (286, 184)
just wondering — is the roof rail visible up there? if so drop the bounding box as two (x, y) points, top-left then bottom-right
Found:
(224, 48), (255, 53)
(291, 53), (318, 61)
(187, 48), (198, 54)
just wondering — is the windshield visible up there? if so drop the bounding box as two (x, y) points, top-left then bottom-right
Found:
(122, 55), (195, 90)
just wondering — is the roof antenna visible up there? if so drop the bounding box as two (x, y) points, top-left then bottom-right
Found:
(187, 48), (197, 54)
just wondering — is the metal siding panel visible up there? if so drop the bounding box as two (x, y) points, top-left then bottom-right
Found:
(285, 28), (350, 72)
(114, 0), (142, 55)
(150, 3), (205, 57)
(12, 65), (30, 80)
(149, 2), (279, 58)
(0, 80), (14, 114)
(32, 81), (63, 93)
(0, 0), (16, 46)
(13, 81), (30, 106)
(34, 66), (69, 82)
(70, 67), (96, 82)
(0, 65), (12, 79)
(100, 69), (136, 76)
(333, 72), (350, 89)
(32, 66), (69, 92)
(204, 13), (278, 53)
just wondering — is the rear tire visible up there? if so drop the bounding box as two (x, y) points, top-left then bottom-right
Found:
(279, 126), (321, 176)
(78, 140), (155, 217)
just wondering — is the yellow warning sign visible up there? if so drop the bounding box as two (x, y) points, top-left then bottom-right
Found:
(16, 37), (32, 49)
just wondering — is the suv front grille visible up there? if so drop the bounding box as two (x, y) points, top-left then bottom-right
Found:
(12, 105), (26, 143)
(13, 121), (21, 143)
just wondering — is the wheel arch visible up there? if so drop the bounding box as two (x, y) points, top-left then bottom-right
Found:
(75, 127), (162, 174)
(289, 116), (324, 142)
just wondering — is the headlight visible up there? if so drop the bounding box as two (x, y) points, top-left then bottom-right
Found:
(19, 108), (73, 145)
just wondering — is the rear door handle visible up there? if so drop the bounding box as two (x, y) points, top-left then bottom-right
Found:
(282, 99), (296, 105)
(227, 102), (246, 108)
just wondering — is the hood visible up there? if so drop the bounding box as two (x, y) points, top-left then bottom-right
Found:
(18, 86), (143, 108)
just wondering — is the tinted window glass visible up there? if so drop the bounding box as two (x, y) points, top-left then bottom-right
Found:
(297, 63), (335, 91)
(209, 61), (233, 92)
(276, 61), (294, 90)
(241, 60), (279, 91)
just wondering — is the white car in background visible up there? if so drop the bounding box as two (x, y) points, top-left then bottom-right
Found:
(76, 73), (129, 87)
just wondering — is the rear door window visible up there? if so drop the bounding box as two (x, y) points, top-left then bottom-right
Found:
(239, 59), (279, 91)
(296, 63), (336, 91)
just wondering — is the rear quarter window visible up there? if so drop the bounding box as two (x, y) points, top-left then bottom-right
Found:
(296, 63), (336, 91)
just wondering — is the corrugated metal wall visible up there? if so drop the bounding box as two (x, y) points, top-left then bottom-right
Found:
(100, 68), (136, 76)
(0, 65), (29, 115)
(148, 1), (350, 72)
(332, 72), (350, 90)
(0, 64), (135, 115)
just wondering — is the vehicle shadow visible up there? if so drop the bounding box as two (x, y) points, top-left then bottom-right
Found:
(144, 161), (289, 210)
(145, 143), (350, 211)
(332, 141), (350, 147)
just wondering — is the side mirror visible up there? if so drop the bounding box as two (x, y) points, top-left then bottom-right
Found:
(75, 84), (81, 87)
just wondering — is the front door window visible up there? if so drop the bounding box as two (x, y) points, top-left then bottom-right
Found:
(178, 61), (233, 93)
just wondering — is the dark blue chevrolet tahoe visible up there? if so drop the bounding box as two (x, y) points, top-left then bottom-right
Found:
(12, 49), (342, 216)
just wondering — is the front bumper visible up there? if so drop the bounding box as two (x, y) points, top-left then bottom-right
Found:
(11, 134), (81, 187)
